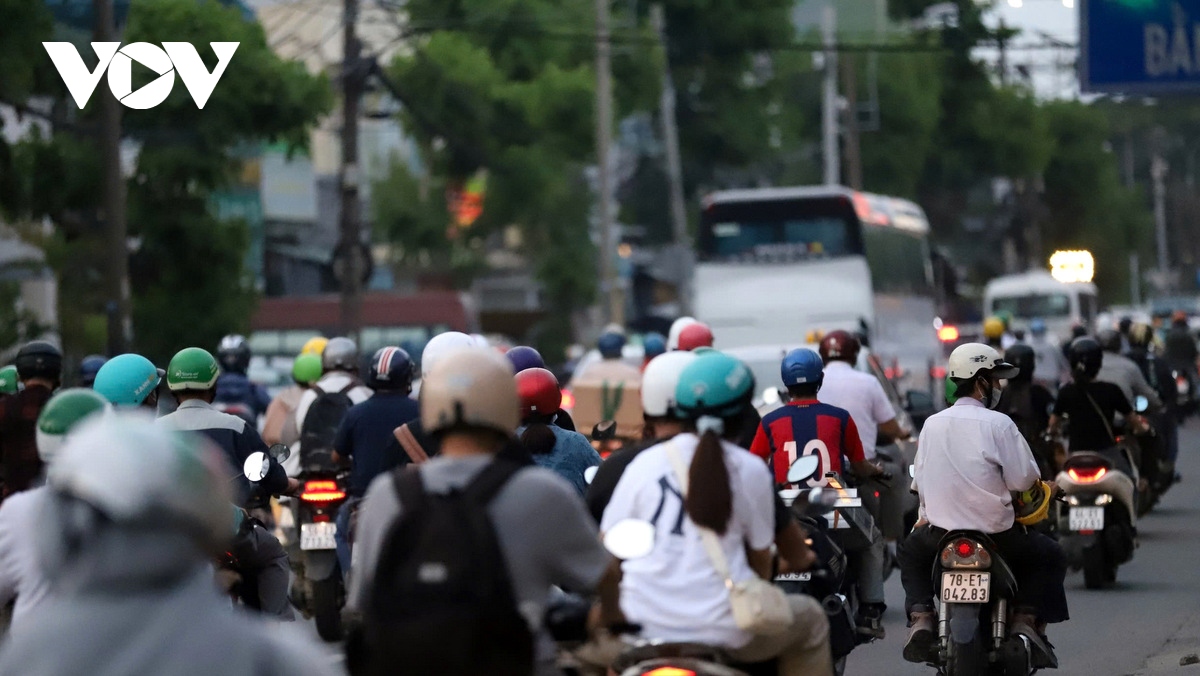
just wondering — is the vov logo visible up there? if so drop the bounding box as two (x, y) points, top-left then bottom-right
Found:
(43, 42), (239, 110)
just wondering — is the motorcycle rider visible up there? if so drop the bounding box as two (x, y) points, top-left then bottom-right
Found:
(77, 355), (107, 388)
(601, 350), (833, 676)
(347, 347), (623, 676)
(0, 389), (109, 626)
(506, 345), (578, 432)
(293, 337), (373, 463)
(1029, 318), (1069, 391)
(515, 367), (600, 495)
(1164, 311), (1198, 399)
(0, 341), (63, 499)
(331, 346), (419, 575)
(262, 352), (321, 448)
(815, 330), (910, 541)
(1127, 322), (1181, 487)
(750, 347), (888, 639)
(214, 334), (272, 421)
(92, 353), (163, 411)
(997, 344), (1057, 478)
(0, 413), (338, 676)
(901, 343), (1067, 668)
(1096, 329), (1162, 410)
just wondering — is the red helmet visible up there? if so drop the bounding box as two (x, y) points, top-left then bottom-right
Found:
(677, 322), (714, 351)
(515, 367), (562, 420)
(818, 330), (860, 364)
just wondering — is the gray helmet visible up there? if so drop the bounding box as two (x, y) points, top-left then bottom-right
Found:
(322, 337), (359, 372)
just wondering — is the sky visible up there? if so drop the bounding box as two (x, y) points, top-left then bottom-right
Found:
(981, 0), (1081, 99)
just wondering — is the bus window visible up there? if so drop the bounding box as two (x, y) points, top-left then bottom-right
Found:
(706, 217), (851, 262)
(1080, 293), (1098, 324)
(991, 293), (1072, 319)
(862, 225), (931, 294)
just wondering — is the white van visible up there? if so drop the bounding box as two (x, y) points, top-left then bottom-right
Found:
(983, 270), (1099, 341)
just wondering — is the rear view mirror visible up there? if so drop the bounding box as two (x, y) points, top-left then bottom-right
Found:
(243, 451), (269, 482)
(806, 487), (839, 509)
(268, 443), (290, 463)
(1135, 395), (1149, 413)
(762, 387), (781, 406)
(592, 420), (617, 442)
(787, 455), (821, 484)
(584, 466), (599, 485)
(603, 518), (656, 560)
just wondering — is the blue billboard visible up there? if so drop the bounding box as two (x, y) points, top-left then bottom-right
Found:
(1082, 0), (1200, 94)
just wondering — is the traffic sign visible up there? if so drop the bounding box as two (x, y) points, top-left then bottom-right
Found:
(1082, 0), (1200, 94)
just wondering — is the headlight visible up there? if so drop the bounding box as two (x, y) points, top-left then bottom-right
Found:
(1094, 494), (1113, 506)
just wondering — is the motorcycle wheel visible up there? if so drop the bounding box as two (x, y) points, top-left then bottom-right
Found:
(946, 636), (986, 676)
(312, 577), (344, 642)
(1082, 547), (1107, 589)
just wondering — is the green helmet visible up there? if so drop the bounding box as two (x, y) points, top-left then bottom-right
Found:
(166, 347), (220, 392)
(36, 388), (110, 464)
(674, 350), (756, 420)
(0, 366), (17, 395)
(944, 377), (959, 405)
(292, 353), (322, 385)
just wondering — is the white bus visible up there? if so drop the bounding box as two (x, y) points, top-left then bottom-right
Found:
(983, 270), (1099, 342)
(696, 185), (941, 387)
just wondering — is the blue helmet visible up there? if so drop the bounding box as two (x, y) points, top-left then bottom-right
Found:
(368, 346), (414, 392)
(781, 348), (824, 388)
(674, 351), (755, 419)
(1029, 318), (1047, 336)
(93, 354), (163, 407)
(643, 333), (666, 360)
(79, 355), (108, 387)
(506, 346), (545, 373)
(598, 331), (626, 359)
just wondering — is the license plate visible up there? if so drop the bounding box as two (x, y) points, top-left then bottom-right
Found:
(940, 572), (990, 603)
(300, 522), (337, 550)
(1069, 506), (1105, 531)
(774, 572), (812, 582)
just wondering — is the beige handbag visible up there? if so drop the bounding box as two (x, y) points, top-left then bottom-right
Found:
(665, 442), (793, 636)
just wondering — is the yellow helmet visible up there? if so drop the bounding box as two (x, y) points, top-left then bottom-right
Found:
(1013, 480), (1053, 526)
(301, 337), (329, 356)
(983, 316), (1005, 340)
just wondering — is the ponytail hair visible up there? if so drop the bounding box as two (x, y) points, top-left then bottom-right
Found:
(520, 415), (558, 456)
(684, 417), (734, 535)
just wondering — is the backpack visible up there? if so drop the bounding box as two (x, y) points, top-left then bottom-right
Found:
(299, 381), (355, 472)
(350, 460), (534, 676)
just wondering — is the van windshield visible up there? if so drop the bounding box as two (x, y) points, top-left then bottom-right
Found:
(992, 293), (1072, 318)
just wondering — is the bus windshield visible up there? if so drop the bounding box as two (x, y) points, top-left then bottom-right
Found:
(699, 196), (861, 263)
(991, 293), (1072, 318)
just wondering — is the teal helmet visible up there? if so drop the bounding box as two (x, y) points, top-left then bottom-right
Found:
(674, 351), (756, 420)
(93, 354), (164, 407)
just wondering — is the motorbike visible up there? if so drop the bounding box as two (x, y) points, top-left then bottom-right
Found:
(1171, 367), (1198, 422)
(1054, 447), (1138, 589)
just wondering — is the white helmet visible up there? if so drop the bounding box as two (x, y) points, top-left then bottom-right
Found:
(667, 316), (698, 351)
(641, 351), (699, 418)
(421, 331), (477, 378)
(947, 343), (1020, 382)
(420, 347), (518, 436)
(47, 411), (234, 553)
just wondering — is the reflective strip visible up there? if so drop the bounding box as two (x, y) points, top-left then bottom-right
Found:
(375, 347), (397, 379)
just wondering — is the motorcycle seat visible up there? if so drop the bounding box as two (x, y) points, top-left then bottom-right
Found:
(931, 530), (1019, 600)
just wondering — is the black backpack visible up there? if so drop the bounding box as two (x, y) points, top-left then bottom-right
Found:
(350, 460), (534, 676)
(299, 381), (355, 472)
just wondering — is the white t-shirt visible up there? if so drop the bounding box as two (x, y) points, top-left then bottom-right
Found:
(818, 361), (896, 460)
(911, 398), (1040, 533)
(0, 487), (52, 626)
(600, 433), (775, 650)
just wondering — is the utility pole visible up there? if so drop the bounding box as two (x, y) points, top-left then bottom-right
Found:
(339, 0), (364, 343)
(1152, 153), (1170, 293)
(95, 0), (130, 355)
(997, 18), (1009, 87)
(821, 3), (840, 186)
(651, 4), (692, 316)
(595, 0), (620, 325)
(840, 53), (863, 190)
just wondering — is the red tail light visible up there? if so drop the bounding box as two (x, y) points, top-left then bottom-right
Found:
(301, 480), (346, 503)
(560, 388), (576, 411)
(931, 365), (948, 379)
(644, 668), (697, 676)
(1068, 467), (1108, 483)
(955, 540), (975, 558)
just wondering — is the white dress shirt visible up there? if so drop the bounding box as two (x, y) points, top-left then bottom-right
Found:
(818, 361), (896, 460)
(911, 397), (1040, 533)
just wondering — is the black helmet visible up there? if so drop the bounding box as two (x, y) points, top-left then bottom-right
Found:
(217, 334), (251, 374)
(368, 346), (414, 392)
(1096, 329), (1122, 354)
(14, 341), (62, 382)
(1069, 337), (1103, 381)
(1004, 343), (1036, 383)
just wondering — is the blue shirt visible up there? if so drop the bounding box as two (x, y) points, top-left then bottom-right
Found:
(334, 392), (420, 496)
(518, 425), (602, 496)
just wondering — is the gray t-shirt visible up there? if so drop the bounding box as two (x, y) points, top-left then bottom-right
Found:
(348, 455), (611, 665)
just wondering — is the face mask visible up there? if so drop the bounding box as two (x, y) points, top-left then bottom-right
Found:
(982, 378), (1004, 409)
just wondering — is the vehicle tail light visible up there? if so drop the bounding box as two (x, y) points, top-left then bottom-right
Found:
(560, 388), (576, 411)
(941, 538), (991, 568)
(644, 668), (697, 676)
(938, 325), (960, 342)
(301, 480), (346, 503)
(931, 365), (948, 379)
(1068, 466), (1108, 483)
(955, 540), (974, 558)
(313, 513), (331, 523)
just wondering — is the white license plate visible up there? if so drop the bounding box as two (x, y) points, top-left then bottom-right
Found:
(940, 572), (990, 603)
(1069, 506), (1105, 531)
(300, 522), (337, 550)
(774, 572), (812, 582)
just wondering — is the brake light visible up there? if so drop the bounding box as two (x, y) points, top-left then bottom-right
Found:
(644, 668), (697, 676)
(955, 540), (975, 558)
(938, 325), (960, 342)
(1068, 467), (1108, 483)
(560, 388), (576, 411)
(931, 365), (948, 379)
(301, 480), (346, 502)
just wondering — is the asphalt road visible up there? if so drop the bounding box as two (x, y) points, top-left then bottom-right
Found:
(849, 418), (1200, 676)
